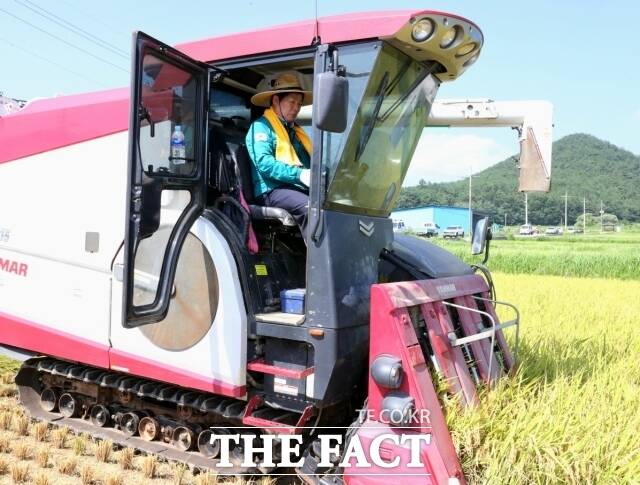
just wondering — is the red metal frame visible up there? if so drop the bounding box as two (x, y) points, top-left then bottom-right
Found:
(247, 358), (315, 379)
(347, 274), (516, 484)
(242, 395), (314, 435)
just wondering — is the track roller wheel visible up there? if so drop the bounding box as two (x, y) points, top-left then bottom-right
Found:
(39, 388), (58, 412)
(197, 428), (229, 458)
(58, 393), (79, 418)
(139, 416), (160, 441)
(119, 411), (144, 437)
(89, 404), (111, 427)
(173, 426), (196, 451)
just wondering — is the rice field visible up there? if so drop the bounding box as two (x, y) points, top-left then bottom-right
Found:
(433, 231), (640, 280)
(447, 272), (640, 484)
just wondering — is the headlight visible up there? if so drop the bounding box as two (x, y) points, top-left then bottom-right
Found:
(440, 25), (461, 48)
(411, 18), (435, 42)
(371, 355), (404, 389)
(456, 42), (477, 57)
(382, 393), (415, 426)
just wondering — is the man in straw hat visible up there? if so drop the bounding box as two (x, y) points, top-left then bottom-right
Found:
(246, 72), (313, 238)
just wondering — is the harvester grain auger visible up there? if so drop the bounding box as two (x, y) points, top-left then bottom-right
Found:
(1, 9), (547, 484)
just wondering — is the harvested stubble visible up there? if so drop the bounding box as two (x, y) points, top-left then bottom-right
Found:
(12, 442), (31, 460)
(172, 463), (188, 485)
(141, 454), (158, 479)
(0, 457), (7, 474)
(51, 426), (69, 448)
(105, 473), (124, 485)
(33, 471), (51, 485)
(118, 447), (135, 470)
(0, 435), (10, 453)
(35, 446), (50, 468)
(0, 411), (12, 431)
(195, 472), (217, 485)
(447, 273), (640, 484)
(32, 421), (49, 442)
(14, 415), (29, 436)
(94, 438), (113, 462)
(9, 462), (29, 482)
(80, 463), (95, 484)
(57, 456), (77, 475)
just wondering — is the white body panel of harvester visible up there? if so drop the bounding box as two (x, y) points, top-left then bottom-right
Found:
(0, 130), (248, 394)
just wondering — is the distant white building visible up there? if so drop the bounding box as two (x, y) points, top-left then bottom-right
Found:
(0, 94), (23, 116)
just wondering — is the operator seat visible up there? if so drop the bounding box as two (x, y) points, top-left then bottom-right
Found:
(226, 142), (297, 227)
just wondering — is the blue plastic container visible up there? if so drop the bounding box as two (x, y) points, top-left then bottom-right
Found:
(280, 288), (306, 314)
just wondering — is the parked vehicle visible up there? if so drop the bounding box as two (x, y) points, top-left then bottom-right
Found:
(519, 223), (535, 235)
(392, 219), (406, 233)
(545, 226), (562, 235)
(417, 221), (439, 237)
(443, 225), (465, 238)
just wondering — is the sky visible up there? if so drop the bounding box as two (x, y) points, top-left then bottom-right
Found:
(2, 0), (639, 185)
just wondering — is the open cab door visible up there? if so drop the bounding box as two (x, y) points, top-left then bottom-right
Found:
(123, 32), (210, 327)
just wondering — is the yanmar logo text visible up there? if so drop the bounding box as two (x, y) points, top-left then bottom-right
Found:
(0, 258), (28, 277)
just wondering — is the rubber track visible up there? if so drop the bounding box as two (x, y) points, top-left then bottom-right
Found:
(15, 357), (264, 474)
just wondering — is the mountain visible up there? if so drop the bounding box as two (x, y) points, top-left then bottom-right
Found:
(397, 134), (640, 225)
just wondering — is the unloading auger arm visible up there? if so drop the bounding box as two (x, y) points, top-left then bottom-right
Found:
(427, 99), (554, 192)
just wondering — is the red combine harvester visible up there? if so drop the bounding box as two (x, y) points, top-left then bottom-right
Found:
(0, 10), (543, 484)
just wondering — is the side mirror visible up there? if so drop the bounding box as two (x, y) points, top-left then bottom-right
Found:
(471, 217), (490, 255)
(313, 51), (348, 133)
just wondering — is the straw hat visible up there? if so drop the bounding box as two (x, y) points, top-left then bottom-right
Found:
(250, 73), (312, 108)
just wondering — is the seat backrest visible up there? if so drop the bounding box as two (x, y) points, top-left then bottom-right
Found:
(227, 142), (255, 204)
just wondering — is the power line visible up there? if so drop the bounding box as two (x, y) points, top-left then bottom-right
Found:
(0, 6), (128, 73)
(58, 0), (130, 37)
(14, 0), (128, 59)
(0, 35), (107, 88)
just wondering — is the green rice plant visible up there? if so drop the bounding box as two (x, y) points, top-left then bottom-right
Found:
(72, 434), (88, 455)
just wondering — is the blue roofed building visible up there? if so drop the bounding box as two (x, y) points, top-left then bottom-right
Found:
(391, 205), (480, 236)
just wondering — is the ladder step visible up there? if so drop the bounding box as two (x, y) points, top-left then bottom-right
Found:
(246, 358), (314, 379)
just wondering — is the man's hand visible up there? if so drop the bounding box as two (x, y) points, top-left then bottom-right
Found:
(299, 169), (311, 187)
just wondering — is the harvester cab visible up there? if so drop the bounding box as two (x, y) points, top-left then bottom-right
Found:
(0, 10), (548, 484)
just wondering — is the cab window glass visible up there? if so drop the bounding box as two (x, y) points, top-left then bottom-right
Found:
(139, 53), (198, 177)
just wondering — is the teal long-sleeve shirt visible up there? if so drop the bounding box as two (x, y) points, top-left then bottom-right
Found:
(245, 116), (310, 198)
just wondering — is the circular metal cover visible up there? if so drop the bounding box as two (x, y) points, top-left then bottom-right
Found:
(136, 229), (219, 351)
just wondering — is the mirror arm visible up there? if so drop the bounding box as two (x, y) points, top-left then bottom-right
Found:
(138, 105), (155, 138)
(482, 228), (492, 264)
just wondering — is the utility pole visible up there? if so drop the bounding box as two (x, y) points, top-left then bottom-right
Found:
(583, 197), (586, 234)
(504, 213), (507, 227)
(524, 193), (529, 225)
(468, 165), (472, 238)
(600, 200), (604, 232)
(562, 190), (569, 233)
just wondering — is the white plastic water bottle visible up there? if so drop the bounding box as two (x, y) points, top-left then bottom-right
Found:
(170, 125), (186, 164)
